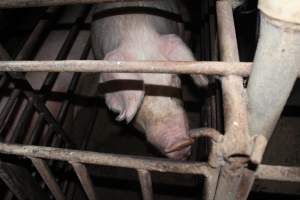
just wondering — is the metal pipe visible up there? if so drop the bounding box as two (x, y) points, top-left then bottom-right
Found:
(214, 1), (254, 200)
(0, 60), (252, 75)
(16, 7), (61, 61)
(0, 142), (213, 176)
(137, 169), (153, 200)
(247, 0), (300, 140)
(216, 0), (251, 158)
(30, 157), (65, 200)
(256, 165), (300, 183)
(70, 162), (97, 200)
(0, 0), (144, 8)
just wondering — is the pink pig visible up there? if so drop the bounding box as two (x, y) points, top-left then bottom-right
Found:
(91, 0), (208, 160)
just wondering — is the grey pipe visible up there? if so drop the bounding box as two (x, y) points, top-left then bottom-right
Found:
(247, 0), (300, 140)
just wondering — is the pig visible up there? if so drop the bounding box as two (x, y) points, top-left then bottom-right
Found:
(91, 0), (208, 160)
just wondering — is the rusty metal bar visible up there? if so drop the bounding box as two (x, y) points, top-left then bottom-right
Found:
(30, 157), (65, 200)
(0, 0), (145, 8)
(256, 165), (300, 183)
(216, 0), (251, 158)
(70, 162), (97, 200)
(214, 1), (254, 200)
(0, 60), (252, 75)
(0, 142), (213, 176)
(203, 168), (219, 200)
(137, 169), (153, 200)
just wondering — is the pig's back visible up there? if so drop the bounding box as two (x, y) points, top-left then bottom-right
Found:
(91, 0), (182, 58)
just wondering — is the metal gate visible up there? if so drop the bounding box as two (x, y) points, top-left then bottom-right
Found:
(0, 0), (299, 200)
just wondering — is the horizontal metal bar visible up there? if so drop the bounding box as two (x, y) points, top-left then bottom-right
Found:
(30, 157), (66, 200)
(0, 142), (213, 176)
(0, 0), (143, 8)
(70, 162), (97, 200)
(137, 169), (153, 200)
(0, 60), (252, 75)
(256, 165), (300, 183)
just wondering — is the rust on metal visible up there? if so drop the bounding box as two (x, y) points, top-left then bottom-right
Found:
(0, 143), (214, 176)
(216, 0), (251, 158)
(256, 165), (300, 182)
(214, 1), (255, 200)
(190, 128), (223, 143)
(0, 60), (252, 76)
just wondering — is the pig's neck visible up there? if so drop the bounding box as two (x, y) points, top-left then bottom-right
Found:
(119, 26), (164, 61)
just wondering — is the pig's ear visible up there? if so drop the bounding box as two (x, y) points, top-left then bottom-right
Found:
(101, 49), (145, 123)
(160, 34), (209, 87)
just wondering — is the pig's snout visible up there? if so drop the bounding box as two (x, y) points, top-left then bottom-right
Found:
(147, 127), (193, 160)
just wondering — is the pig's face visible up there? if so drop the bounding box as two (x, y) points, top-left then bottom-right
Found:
(134, 94), (192, 160)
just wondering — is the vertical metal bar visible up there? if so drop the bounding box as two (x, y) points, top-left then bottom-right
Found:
(30, 157), (65, 200)
(137, 169), (154, 200)
(214, 1), (254, 200)
(70, 162), (97, 200)
(216, 0), (250, 158)
(203, 169), (219, 200)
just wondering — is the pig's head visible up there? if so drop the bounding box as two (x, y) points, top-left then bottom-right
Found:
(100, 34), (207, 160)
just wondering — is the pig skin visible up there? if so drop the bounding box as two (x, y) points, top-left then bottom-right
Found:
(92, 0), (207, 160)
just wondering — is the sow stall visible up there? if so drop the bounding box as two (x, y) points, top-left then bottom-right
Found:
(0, 0), (299, 200)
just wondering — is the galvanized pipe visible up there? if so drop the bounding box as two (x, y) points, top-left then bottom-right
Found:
(247, 0), (300, 140)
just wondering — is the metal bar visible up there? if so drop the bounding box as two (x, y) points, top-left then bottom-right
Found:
(256, 165), (300, 183)
(0, 142), (213, 176)
(15, 7), (61, 61)
(214, 1), (254, 200)
(137, 169), (153, 200)
(5, 102), (34, 142)
(0, 7), (61, 144)
(0, 161), (49, 200)
(214, 166), (243, 200)
(41, 5), (90, 93)
(70, 162), (97, 200)
(216, 0), (250, 158)
(0, 90), (21, 131)
(203, 169), (219, 200)
(0, 0), (145, 8)
(30, 157), (65, 200)
(0, 60), (253, 75)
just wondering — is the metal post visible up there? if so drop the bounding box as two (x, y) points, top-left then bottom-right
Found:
(137, 169), (154, 200)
